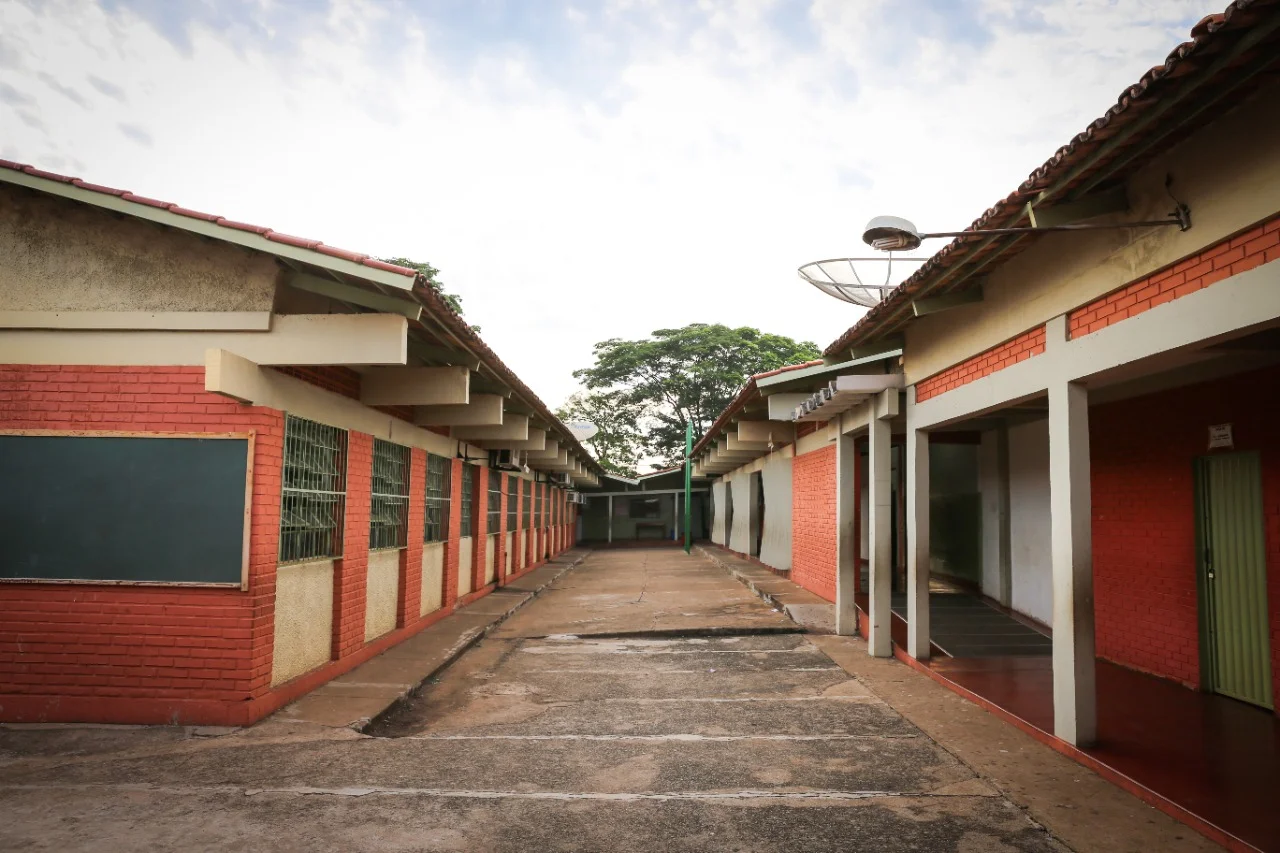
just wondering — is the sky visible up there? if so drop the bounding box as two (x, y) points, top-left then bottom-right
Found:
(0, 0), (1209, 411)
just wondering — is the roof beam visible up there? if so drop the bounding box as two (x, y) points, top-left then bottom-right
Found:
(912, 284), (984, 317)
(737, 420), (794, 444)
(1026, 185), (1127, 228)
(406, 337), (482, 371)
(766, 393), (810, 421)
(476, 428), (547, 452)
(360, 366), (469, 406)
(288, 271), (421, 320)
(414, 393), (504, 427)
(451, 414), (529, 441)
(525, 441), (562, 460)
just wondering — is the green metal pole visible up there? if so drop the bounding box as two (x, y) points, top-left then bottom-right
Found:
(684, 421), (693, 554)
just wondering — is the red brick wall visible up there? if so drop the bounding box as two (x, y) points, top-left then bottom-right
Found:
(399, 449), (427, 625)
(333, 432), (371, 657)
(0, 365), (284, 722)
(443, 458), (463, 607)
(791, 445), (837, 602)
(1091, 365), (1280, 711)
(915, 326), (1047, 403)
(1069, 214), (1280, 339)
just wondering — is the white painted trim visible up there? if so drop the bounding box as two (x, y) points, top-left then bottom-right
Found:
(205, 349), (473, 459)
(0, 310), (273, 331)
(911, 259), (1280, 429)
(0, 313), (409, 367)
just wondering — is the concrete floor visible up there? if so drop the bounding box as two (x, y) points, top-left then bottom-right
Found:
(0, 550), (1221, 852)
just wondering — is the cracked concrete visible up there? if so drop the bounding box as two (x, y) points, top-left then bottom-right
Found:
(0, 548), (1219, 851)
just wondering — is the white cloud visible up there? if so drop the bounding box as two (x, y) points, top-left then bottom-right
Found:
(0, 0), (1207, 410)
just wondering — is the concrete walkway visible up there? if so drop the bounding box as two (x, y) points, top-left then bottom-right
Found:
(0, 549), (1222, 852)
(268, 551), (588, 731)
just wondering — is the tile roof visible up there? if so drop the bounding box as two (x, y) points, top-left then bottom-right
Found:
(0, 159), (417, 279)
(690, 359), (825, 457)
(0, 157), (608, 477)
(824, 0), (1280, 357)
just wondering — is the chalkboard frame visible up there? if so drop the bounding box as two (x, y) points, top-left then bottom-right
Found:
(0, 429), (255, 590)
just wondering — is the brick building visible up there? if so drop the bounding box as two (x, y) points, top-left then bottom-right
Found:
(697, 6), (1279, 848)
(0, 161), (600, 726)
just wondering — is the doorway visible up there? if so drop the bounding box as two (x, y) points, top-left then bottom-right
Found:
(1195, 451), (1274, 709)
(751, 471), (765, 557)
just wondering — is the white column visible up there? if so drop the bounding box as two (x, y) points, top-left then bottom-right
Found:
(607, 495), (614, 544)
(868, 408), (893, 658)
(835, 424), (858, 636)
(1048, 379), (1096, 746)
(906, 391), (930, 660)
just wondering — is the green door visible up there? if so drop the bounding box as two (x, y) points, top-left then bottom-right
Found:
(1196, 452), (1274, 709)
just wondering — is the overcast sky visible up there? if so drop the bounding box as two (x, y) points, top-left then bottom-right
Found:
(1, 0), (1208, 409)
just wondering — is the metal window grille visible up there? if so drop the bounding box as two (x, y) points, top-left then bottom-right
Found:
(522, 482), (531, 528)
(424, 453), (451, 542)
(279, 415), (347, 563)
(487, 469), (502, 533)
(507, 476), (518, 531)
(460, 464), (475, 537)
(535, 485), (543, 529)
(370, 439), (410, 550)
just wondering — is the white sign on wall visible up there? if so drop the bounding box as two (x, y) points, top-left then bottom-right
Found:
(1208, 423), (1234, 450)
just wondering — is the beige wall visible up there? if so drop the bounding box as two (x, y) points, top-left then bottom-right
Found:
(905, 80), (1280, 382)
(421, 542), (445, 616)
(1, 185), (279, 314)
(271, 559), (334, 687)
(485, 533), (498, 584)
(457, 537), (474, 596)
(364, 549), (400, 642)
(505, 532), (514, 573)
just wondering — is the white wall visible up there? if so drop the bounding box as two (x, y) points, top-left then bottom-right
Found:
(1008, 419), (1052, 626)
(978, 430), (1004, 601)
(729, 476), (751, 554)
(759, 457), (793, 571)
(421, 542), (444, 616)
(711, 481), (727, 545)
(457, 537), (474, 597)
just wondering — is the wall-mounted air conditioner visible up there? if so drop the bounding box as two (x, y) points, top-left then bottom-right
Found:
(567, 491), (585, 504)
(489, 449), (527, 471)
(550, 472), (572, 487)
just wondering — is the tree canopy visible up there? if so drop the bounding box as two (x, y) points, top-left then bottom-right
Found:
(380, 257), (479, 333)
(571, 323), (821, 467)
(555, 391), (646, 478)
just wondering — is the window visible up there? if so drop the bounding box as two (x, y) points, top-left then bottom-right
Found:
(424, 453), (451, 542)
(279, 415), (348, 563)
(370, 439), (410, 549)
(630, 496), (661, 518)
(507, 476), (518, 531)
(460, 464), (475, 537)
(535, 484), (543, 529)
(487, 469), (502, 533)
(522, 480), (531, 528)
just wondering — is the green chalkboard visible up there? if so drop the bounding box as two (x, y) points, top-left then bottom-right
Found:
(0, 433), (251, 586)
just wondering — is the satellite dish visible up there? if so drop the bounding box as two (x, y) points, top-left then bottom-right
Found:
(567, 421), (599, 441)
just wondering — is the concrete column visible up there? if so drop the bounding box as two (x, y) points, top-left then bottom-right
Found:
(868, 409), (892, 658)
(906, 394), (930, 661)
(1048, 379), (1096, 746)
(835, 424), (858, 636)
(607, 495), (614, 544)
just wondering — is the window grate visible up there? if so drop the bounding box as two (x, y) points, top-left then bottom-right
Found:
(280, 415), (348, 563)
(424, 453), (451, 542)
(487, 469), (502, 534)
(460, 464), (475, 537)
(522, 480), (531, 528)
(370, 438), (410, 550)
(507, 476), (518, 531)
(535, 484), (543, 529)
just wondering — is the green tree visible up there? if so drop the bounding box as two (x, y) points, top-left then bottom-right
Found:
(380, 257), (479, 333)
(556, 391), (645, 478)
(573, 323), (821, 466)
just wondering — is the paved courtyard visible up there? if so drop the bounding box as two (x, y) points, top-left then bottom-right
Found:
(0, 550), (1217, 851)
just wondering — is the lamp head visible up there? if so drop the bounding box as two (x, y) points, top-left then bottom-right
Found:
(862, 216), (922, 252)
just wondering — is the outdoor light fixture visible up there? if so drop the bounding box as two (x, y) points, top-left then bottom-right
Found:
(861, 202), (1192, 252)
(801, 182), (1192, 309)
